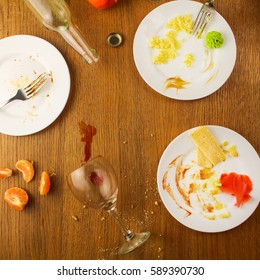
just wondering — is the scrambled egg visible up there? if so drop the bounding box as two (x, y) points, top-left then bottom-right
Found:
(166, 14), (194, 33)
(221, 140), (229, 147)
(221, 141), (239, 157)
(149, 14), (193, 64)
(228, 145), (238, 157)
(219, 212), (231, 219)
(184, 53), (194, 68)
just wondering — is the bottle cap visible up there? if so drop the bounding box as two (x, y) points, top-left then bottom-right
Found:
(107, 33), (123, 47)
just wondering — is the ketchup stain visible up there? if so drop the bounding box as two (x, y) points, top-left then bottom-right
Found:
(79, 121), (97, 162)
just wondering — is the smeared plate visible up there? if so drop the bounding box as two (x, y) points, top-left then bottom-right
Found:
(157, 126), (260, 232)
(133, 1), (236, 100)
(0, 35), (70, 136)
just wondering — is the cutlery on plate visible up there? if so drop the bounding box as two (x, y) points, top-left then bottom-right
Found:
(0, 72), (49, 109)
(192, 0), (215, 38)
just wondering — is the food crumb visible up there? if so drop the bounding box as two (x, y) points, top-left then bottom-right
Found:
(219, 212), (231, 219)
(222, 141), (229, 146)
(184, 53), (194, 68)
(71, 215), (79, 221)
(228, 145), (238, 157)
(49, 70), (54, 83)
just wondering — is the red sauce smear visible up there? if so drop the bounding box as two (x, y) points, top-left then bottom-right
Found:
(79, 121), (97, 162)
(220, 172), (252, 207)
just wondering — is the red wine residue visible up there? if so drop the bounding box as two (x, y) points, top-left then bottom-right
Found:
(89, 171), (103, 186)
(79, 121), (97, 162)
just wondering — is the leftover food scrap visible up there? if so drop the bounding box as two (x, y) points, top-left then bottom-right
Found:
(205, 31), (224, 49)
(2, 160), (53, 211)
(189, 126), (226, 167)
(15, 159), (35, 183)
(162, 127), (253, 221)
(0, 168), (13, 179)
(184, 53), (194, 68)
(4, 187), (29, 211)
(39, 171), (51, 196)
(149, 15), (193, 64)
(220, 172), (252, 207)
(165, 76), (190, 92)
(162, 155), (230, 220)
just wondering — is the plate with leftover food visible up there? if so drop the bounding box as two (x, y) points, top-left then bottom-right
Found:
(133, 1), (236, 100)
(0, 35), (70, 136)
(157, 125), (260, 232)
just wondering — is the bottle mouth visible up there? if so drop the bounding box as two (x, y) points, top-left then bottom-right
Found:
(83, 49), (99, 64)
(58, 23), (99, 64)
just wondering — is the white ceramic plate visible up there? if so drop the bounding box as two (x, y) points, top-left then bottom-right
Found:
(133, 0), (236, 100)
(0, 35), (70, 136)
(157, 126), (260, 232)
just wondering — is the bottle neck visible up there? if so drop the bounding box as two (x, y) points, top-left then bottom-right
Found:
(58, 21), (99, 64)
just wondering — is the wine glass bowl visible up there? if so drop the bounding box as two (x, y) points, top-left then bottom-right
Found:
(67, 156), (118, 211)
(67, 156), (150, 255)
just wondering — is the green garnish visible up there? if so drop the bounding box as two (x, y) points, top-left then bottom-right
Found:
(205, 31), (224, 49)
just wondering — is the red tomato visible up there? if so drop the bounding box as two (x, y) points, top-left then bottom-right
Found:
(87, 0), (118, 9)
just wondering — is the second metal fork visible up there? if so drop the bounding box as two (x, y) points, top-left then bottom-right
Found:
(192, 0), (215, 38)
(0, 72), (49, 109)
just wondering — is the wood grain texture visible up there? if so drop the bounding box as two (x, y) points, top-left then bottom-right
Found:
(0, 0), (259, 260)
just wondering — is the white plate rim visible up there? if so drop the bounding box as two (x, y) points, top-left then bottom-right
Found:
(0, 35), (70, 136)
(157, 125), (260, 232)
(133, 0), (237, 100)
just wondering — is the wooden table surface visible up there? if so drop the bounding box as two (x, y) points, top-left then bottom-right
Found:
(0, 0), (259, 260)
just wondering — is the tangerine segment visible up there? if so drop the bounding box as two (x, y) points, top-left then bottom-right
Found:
(15, 160), (34, 182)
(4, 187), (29, 211)
(0, 168), (13, 178)
(39, 171), (51, 195)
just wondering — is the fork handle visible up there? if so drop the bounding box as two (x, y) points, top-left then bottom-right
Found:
(0, 96), (16, 109)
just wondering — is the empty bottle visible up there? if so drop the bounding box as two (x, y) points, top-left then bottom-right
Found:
(24, 0), (99, 64)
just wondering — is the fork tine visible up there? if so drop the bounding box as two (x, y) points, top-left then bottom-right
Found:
(24, 73), (47, 92)
(192, 6), (205, 34)
(25, 74), (48, 97)
(27, 78), (47, 96)
(192, 2), (214, 38)
(195, 13), (212, 38)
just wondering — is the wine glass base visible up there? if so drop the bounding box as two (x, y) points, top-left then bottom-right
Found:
(118, 231), (151, 255)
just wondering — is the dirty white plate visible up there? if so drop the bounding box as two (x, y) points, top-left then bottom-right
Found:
(133, 1), (236, 100)
(157, 126), (260, 232)
(0, 35), (70, 136)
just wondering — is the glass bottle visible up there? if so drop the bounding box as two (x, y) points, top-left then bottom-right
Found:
(24, 0), (99, 64)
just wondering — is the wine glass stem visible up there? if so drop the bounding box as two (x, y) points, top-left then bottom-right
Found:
(109, 208), (135, 241)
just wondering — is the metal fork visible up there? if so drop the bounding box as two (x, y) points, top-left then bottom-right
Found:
(0, 72), (49, 109)
(192, 0), (215, 38)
